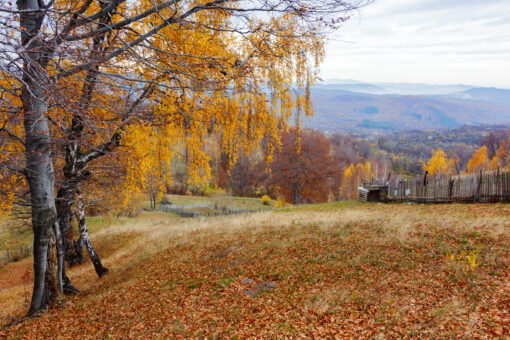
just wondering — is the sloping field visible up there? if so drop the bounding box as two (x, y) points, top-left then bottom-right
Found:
(1, 203), (510, 338)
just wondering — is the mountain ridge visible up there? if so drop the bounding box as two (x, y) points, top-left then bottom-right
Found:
(305, 82), (510, 133)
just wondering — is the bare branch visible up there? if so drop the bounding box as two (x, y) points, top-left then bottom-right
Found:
(77, 79), (159, 165)
(0, 163), (26, 175)
(0, 127), (25, 146)
(56, 0), (230, 78)
(61, 0), (181, 42)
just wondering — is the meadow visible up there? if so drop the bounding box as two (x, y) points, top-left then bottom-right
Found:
(1, 201), (510, 338)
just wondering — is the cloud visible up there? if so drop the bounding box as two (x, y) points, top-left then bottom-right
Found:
(321, 0), (510, 88)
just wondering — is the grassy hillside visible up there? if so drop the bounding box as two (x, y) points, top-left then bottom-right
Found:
(1, 202), (510, 338)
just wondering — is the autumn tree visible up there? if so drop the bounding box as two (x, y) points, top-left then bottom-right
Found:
(0, 0), (370, 313)
(269, 129), (338, 204)
(492, 137), (510, 170)
(424, 148), (456, 177)
(329, 134), (358, 199)
(340, 161), (373, 200)
(481, 132), (508, 159)
(466, 146), (491, 174)
(474, 136), (510, 171)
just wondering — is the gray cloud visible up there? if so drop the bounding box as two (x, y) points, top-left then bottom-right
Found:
(321, 0), (510, 88)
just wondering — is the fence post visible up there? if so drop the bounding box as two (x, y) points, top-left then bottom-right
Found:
(475, 171), (482, 202)
(448, 178), (454, 201)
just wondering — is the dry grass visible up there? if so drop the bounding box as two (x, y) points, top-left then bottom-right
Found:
(0, 218), (32, 254)
(1, 202), (510, 338)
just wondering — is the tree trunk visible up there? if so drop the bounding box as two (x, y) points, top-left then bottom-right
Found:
(23, 77), (63, 313)
(77, 187), (109, 277)
(56, 186), (80, 294)
(23, 66), (60, 314)
(57, 184), (85, 267)
(19, 0), (63, 313)
(54, 221), (64, 294)
(56, 186), (74, 263)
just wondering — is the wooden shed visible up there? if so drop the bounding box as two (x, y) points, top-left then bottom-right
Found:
(358, 185), (389, 202)
(358, 187), (369, 201)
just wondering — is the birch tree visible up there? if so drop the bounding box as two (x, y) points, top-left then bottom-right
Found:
(0, 0), (370, 314)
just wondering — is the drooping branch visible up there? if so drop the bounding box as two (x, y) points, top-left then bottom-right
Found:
(60, 0), (181, 42)
(56, 0), (230, 79)
(77, 80), (158, 165)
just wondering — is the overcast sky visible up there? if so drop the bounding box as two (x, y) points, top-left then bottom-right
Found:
(321, 0), (510, 88)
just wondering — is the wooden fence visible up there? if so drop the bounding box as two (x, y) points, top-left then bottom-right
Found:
(160, 203), (256, 218)
(362, 169), (510, 203)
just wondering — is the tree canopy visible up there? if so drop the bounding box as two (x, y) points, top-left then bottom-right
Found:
(0, 0), (370, 314)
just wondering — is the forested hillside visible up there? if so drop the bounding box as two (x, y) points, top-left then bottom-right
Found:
(162, 126), (510, 204)
(304, 84), (510, 133)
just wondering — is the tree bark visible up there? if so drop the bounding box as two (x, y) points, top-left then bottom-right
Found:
(54, 221), (64, 294)
(55, 186), (81, 294)
(77, 186), (109, 277)
(22, 58), (60, 313)
(18, 0), (63, 313)
(54, 4), (110, 274)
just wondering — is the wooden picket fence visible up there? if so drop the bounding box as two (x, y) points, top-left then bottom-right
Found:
(0, 245), (33, 266)
(362, 169), (510, 203)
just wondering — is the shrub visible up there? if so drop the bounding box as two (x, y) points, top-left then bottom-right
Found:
(274, 196), (286, 208)
(261, 195), (271, 205)
(205, 186), (226, 197)
(204, 186), (215, 196)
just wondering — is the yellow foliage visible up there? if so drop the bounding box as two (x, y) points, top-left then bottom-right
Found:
(261, 195), (271, 205)
(275, 196), (286, 208)
(343, 163), (355, 179)
(0, 74), (24, 217)
(424, 148), (456, 176)
(1, 0), (329, 215)
(492, 138), (510, 170)
(447, 250), (479, 273)
(467, 146), (490, 174)
(340, 161), (374, 200)
(0, 175), (20, 216)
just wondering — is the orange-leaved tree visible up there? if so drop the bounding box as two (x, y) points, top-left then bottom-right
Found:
(269, 129), (338, 204)
(479, 137), (510, 171)
(466, 146), (491, 174)
(492, 137), (510, 170)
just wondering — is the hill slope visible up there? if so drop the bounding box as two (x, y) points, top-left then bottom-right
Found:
(317, 80), (473, 95)
(453, 87), (510, 105)
(305, 87), (510, 133)
(2, 203), (510, 338)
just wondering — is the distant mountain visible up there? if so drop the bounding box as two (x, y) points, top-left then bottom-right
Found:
(315, 83), (385, 93)
(321, 79), (363, 85)
(305, 86), (510, 133)
(452, 88), (510, 105)
(319, 80), (474, 95)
